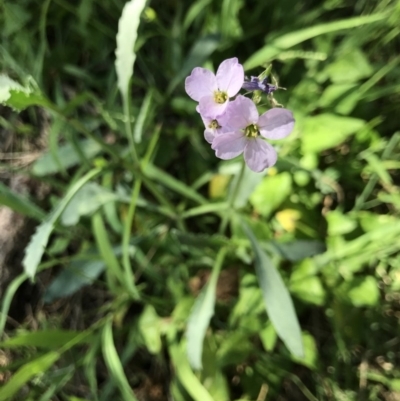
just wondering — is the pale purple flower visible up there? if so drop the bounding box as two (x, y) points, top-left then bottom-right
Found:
(185, 58), (244, 119)
(196, 106), (229, 144)
(212, 95), (294, 172)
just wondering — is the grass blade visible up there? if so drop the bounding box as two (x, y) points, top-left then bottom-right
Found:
(0, 352), (60, 401)
(143, 163), (207, 204)
(169, 340), (214, 401)
(0, 330), (91, 349)
(0, 273), (28, 337)
(186, 247), (227, 369)
(0, 182), (45, 220)
(244, 13), (386, 70)
(133, 88), (153, 143)
(102, 320), (139, 401)
(243, 222), (304, 358)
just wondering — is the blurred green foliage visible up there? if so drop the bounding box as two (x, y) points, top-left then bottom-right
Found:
(1, 0), (400, 400)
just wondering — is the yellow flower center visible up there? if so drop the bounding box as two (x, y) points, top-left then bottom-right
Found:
(245, 124), (259, 138)
(213, 91), (228, 104)
(208, 120), (221, 130)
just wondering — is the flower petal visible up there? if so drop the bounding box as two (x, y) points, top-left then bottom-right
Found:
(204, 129), (215, 144)
(185, 68), (217, 102)
(244, 138), (277, 172)
(219, 95), (258, 129)
(199, 113), (229, 144)
(216, 58), (244, 97)
(258, 108), (295, 140)
(199, 114), (215, 144)
(198, 95), (228, 119)
(212, 131), (246, 160)
(199, 111), (211, 126)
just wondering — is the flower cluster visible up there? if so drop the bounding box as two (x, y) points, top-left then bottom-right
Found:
(185, 58), (294, 172)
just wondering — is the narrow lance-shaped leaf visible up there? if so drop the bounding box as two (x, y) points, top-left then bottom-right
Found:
(186, 247), (227, 369)
(244, 13), (386, 70)
(102, 320), (139, 401)
(242, 221), (304, 358)
(22, 168), (101, 280)
(115, 0), (147, 98)
(0, 330), (91, 349)
(0, 182), (45, 220)
(0, 352), (60, 401)
(169, 339), (214, 401)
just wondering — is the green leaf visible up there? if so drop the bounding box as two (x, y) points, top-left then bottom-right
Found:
(389, 379), (400, 392)
(250, 172), (292, 217)
(324, 48), (373, 83)
(232, 165), (264, 208)
(139, 305), (162, 354)
(0, 274), (28, 337)
(183, 0), (212, 30)
(363, 153), (393, 186)
(115, 0), (147, 98)
(301, 114), (365, 153)
(0, 74), (52, 111)
(186, 248), (227, 370)
(259, 322), (277, 352)
(6, 89), (52, 111)
(0, 74), (24, 102)
(378, 192), (400, 210)
(290, 259), (326, 306)
(2, 3), (31, 36)
(229, 274), (264, 327)
(319, 83), (358, 109)
(217, 332), (254, 368)
(244, 13), (386, 70)
(22, 169), (101, 279)
(270, 240), (326, 261)
(326, 210), (357, 236)
(242, 222), (304, 358)
(0, 330), (91, 349)
(0, 352), (60, 401)
(133, 88), (153, 143)
(169, 340), (214, 401)
(171, 230), (229, 249)
(0, 182), (45, 220)
(91, 212), (125, 286)
(22, 218), (55, 280)
(44, 259), (105, 303)
(32, 139), (102, 176)
(102, 320), (139, 401)
(168, 34), (220, 93)
(345, 276), (380, 307)
(181, 202), (228, 219)
(292, 332), (318, 370)
(61, 183), (118, 226)
(144, 163), (207, 204)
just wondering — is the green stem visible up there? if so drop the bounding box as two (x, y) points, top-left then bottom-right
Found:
(120, 92), (141, 299)
(122, 94), (139, 165)
(35, 0), (51, 84)
(121, 177), (142, 300)
(219, 161), (246, 234)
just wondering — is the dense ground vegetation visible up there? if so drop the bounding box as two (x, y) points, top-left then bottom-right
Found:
(0, 0), (400, 400)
